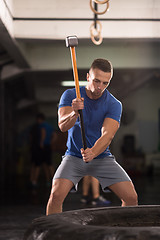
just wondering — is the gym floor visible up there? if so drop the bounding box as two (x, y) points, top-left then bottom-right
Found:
(0, 173), (160, 240)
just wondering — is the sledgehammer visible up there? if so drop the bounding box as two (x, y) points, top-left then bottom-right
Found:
(65, 36), (87, 150)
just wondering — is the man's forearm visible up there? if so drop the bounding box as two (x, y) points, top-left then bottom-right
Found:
(91, 119), (119, 158)
(81, 118), (119, 162)
(91, 133), (113, 158)
(81, 134), (113, 162)
(58, 111), (78, 132)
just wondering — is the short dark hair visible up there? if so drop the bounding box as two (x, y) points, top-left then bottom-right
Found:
(90, 58), (112, 73)
(36, 113), (45, 120)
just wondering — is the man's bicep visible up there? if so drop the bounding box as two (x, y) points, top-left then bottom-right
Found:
(58, 106), (73, 121)
(102, 118), (120, 136)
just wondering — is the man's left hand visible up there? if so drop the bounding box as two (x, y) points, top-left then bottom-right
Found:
(81, 148), (95, 162)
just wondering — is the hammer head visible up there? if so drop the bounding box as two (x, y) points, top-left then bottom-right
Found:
(66, 36), (78, 48)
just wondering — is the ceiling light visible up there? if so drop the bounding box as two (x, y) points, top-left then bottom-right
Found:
(61, 81), (87, 87)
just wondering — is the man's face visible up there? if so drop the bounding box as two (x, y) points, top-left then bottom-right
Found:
(86, 68), (112, 99)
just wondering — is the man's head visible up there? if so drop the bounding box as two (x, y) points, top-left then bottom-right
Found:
(90, 58), (113, 75)
(36, 113), (45, 124)
(86, 58), (113, 99)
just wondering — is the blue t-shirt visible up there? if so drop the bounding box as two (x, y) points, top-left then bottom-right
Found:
(59, 86), (122, 158)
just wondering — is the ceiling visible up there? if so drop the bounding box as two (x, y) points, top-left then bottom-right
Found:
(0, 0), (160, 115)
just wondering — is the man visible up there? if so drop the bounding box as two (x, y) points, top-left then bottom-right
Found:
(46, 58), (138, 215)
(30, 113), (54, 188)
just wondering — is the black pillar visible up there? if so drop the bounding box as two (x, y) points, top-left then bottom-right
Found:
(0, 67), (5, 201)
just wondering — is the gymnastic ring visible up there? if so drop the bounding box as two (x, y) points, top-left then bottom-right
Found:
(90, 21), (102, 36)
(90, 0), (109, 15)
(91, 33), (103, 45)
(90, 28), (103, 45)
(90, 21), (102, 39)
(93, 0), (109, 4)
(90, 21), (103, 45)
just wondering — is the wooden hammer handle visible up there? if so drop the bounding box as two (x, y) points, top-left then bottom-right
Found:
(70, 47), (81, 98)
(70, 47), (87, 150)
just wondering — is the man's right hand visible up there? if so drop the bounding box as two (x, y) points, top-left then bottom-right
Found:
(58, 99), (84, 132)
(72, 98), (84, 113)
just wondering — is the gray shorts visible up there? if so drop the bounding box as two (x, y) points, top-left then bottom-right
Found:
(53, 155), (131, 192)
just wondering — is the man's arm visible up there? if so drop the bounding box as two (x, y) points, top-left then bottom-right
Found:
(58, 98), (84, 132)
(81, 118), (119, 162)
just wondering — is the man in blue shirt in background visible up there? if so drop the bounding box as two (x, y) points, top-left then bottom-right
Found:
(30, 113), (54, 188)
